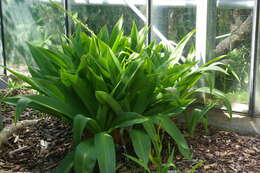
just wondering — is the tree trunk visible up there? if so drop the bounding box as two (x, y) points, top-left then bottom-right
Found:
(215, 14), (252, 56)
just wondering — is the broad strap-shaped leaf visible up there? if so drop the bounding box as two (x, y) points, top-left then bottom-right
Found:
(129, 129), (151, 166)
(111, 112), (148, 130)
(194, 87), (232, 118)
(74, 139), (97, 173)
(54, 151), (74, 173)
(130, 21), (138, 51)
(111, 31), (124, 54)
(96, 105), (109, 130)
(157, 116), (191, 159)
(109, 16), (124, 47)
(202, 55), (227, 67)
(136, 26), (149, 51)
(2, 96), (63, 117)
(168, 30), (195, 65)
(98, 25), (110, 44)
(60, 70), (98, 116)
(11, 95), (79, 119)
(197, 65), (228, 75)
(1, 65), (43, 92)
(188, 101), (218, 135)
(73, 114), (101, 146)
(95, 132), (116, 173)
(95, 91), (122, 115)
(15, 98), (31, 123)
(112, 59), (144, 99)
(87, 67), (109, 92)
(34, 47), (68, 69)
(28, 44), (58, 76)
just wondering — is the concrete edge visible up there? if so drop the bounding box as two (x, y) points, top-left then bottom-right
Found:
(207, 109), (260, 136)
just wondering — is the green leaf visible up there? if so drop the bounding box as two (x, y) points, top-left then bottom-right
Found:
(143, 121), (161, 154)
(95, 133), (116, 173)
(129, 129), (151, 166)
(124, 154), (151, 173)
(75, 139), (97, 173)
(202, 55), (227, 67)
(13, 95), (79, 119)
(95, 91), (122, 115)
(0, 65), (42, 92)
(158, 116), (191, 159)
(112, 59), (144, 99)
(96, 105), (109, 130)
(195, 87), (232, 118)
(54, 151), (74, 173)
(15, 98), (31, 123)
(60, 70), (98, 116)
(111, 112), (148, 130)
(188, 160), (205, 173)
(109, 16), (124, 47)
(168, 30), (195, 65)
(188, 101), (217, 135)
(197, 65), (228, 75)
(130, 21), (138, 51)
(28, 44), (58, 75)
(73, 114), (101, 146)
(98, 25), (110, 43)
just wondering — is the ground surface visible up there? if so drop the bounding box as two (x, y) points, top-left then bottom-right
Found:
(0, 89), (260, 173)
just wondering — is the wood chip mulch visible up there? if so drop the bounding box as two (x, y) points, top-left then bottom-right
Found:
(0, 89), (260, 173)
(175, 128), (260, 173)
(0, 116), (72, 173)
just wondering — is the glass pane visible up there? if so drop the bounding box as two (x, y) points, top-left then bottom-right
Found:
(215, 8), (253, 112)
(254, 5), (260, 115)
(0, 16), (3, 74)
(69, 0), (146, 35)
(151, 0), (196, 43)
(3, 0), (64, 73)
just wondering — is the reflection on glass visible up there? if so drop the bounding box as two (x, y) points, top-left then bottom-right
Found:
(69, 0), (146, 35)
(151, 0), (196, 43)
(3, 0), (64, 73)
(215, 8), (253, 112)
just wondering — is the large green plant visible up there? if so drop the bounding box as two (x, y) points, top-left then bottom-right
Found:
(1, 12), (231, 172)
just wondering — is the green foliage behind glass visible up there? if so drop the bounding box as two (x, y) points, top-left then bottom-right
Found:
(70, 4), (145, 35)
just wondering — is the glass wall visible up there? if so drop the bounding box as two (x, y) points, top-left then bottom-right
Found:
(215, 8), (253, 112)
(69, 0), (147, 36)
(0, 0), (259, 116)
(0, 17), (3, 74)
(2, 0), (64, 73)
(151, 0), (196, 43)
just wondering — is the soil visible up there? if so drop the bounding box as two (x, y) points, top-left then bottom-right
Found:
(0, 89), (260, 173)
(175, 127), (260, 173)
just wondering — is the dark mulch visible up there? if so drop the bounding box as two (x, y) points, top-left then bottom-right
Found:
(0, 89), (260, 172)
(0, 116), (72, 173)
(175, 128), (260, 173)
(0, 89), (72, 172)
(1, 89), (40, 127)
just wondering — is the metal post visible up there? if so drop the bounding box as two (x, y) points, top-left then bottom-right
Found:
(64, 0), (69, 37)
(147, 0), (152, 44)
(249, 0), (260, 117)
(0, 0), (7, 75)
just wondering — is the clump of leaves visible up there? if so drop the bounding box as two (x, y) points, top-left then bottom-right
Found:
(1, 9), (231, 173)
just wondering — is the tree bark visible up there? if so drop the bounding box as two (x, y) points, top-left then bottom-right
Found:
(215, 14), (252, 56)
